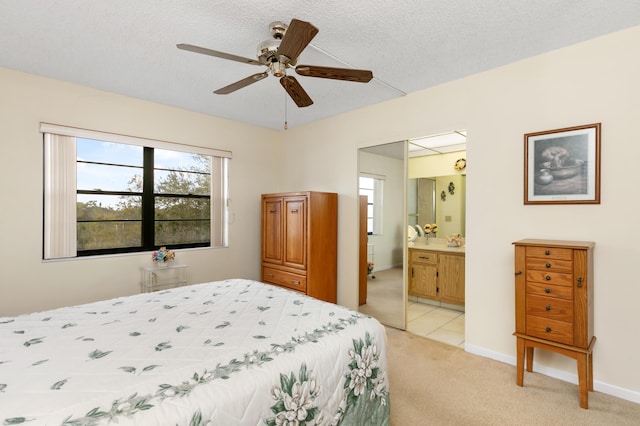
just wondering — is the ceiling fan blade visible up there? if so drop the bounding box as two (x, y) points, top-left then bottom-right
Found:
(177, 43), (263, 66)
(295, 65), (373, 83)
(276, 19), (319, 64)
(214, 72), (269, 95)
(280, 75), (313, 107)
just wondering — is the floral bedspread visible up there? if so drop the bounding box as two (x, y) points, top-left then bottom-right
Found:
(0, 279), (389, 425)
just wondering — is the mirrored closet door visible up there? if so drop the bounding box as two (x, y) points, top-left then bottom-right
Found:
(357, 141), (407, 330)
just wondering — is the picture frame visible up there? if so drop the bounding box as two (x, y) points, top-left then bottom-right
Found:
(524, 123), (601, 205)
(524, 123), (601, 204)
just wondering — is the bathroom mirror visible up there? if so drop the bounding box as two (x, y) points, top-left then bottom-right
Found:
(409, 175), (465, 238)
(408, 134), (467, 239)
(358, 141), (406, 330)
(408, 178), (436, 229)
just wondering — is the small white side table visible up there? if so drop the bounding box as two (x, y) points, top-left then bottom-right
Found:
(141, 263), (188, 292)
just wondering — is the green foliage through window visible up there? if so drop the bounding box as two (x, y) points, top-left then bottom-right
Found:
(76, 138), (213, 255)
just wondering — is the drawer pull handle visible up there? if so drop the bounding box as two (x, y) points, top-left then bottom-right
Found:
(577, 277), (584, 288)
(515, 271), (523, 275)
(545, 263), (551, 268)
(419, 256), (430, 260)
(545, 250), (550, 255)
(290, 209), (299, 213)
(545, 305), (551, 311)
(545, 275), (551, 281)
(545, 327), (552, 333)
(292, 280), (300, 284)
(545, 288), (551, 293)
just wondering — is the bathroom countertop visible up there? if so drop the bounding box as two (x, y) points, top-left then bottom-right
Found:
(408, 242), (465, 253)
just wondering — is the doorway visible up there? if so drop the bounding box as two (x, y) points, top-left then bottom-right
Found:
(406, 131), (467, 347)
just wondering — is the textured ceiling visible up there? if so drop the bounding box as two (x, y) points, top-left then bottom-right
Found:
(2, 1), (640, 130)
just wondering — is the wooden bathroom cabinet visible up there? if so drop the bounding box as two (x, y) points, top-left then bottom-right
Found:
(408, 248), (465, 305)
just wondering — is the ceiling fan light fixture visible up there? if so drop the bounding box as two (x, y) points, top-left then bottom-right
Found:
(271, 61), (286, 77)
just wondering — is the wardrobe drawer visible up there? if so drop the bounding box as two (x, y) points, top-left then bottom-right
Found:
(525, 258), (573, 274)
(526, 316), (574, 346)
(526, 270), (573, 286)
(262, 267), (307, 293)
(526, 294), (573, 322)
(526, 282), (573, 300)
(526, 246), (573, 261)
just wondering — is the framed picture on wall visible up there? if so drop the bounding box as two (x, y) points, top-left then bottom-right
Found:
(524, 123), (601, 205)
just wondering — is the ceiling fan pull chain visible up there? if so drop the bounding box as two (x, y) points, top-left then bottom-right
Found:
(284, 93), (288, 130)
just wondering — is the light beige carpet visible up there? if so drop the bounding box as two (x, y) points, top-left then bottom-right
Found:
(359, 267), (404, 329)
(385, 327), (640, 425)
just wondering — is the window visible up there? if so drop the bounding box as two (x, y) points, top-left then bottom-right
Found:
(359, 174), (384, 235)
(42, 124), (230, 259)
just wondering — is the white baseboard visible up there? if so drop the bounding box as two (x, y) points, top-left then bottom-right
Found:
(464, 343), (640, 404)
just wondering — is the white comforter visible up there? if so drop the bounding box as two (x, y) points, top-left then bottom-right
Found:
(0, 279), (389, 425)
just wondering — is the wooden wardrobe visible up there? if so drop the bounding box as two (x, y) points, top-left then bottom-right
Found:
(261, 191), (338, 303)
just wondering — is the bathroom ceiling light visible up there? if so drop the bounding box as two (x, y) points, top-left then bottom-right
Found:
(409, 130), (466, 157)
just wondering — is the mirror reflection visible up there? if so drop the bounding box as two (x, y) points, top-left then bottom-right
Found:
(406, 131), (467, 348)
(356, 131), (468, 343)
(408, 175), (465, 239)
(358, 141), (406, 330)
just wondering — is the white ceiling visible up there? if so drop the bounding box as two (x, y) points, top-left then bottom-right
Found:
(2, 1), (639, 131)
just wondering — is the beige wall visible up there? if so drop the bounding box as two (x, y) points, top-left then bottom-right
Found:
(1, 25), (639, 403)
(409, 150), (467, 179)
(280, 26), (640, 402)
(434, 174), (464, 238)
(0, 67), (281, 316)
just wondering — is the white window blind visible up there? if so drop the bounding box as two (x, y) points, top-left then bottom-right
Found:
(43, 133), (77, 259)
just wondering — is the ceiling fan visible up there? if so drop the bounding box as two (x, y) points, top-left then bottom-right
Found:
(177, 19), (374, 107)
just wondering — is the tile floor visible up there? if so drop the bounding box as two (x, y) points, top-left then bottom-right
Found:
(406, 301), (465, 348)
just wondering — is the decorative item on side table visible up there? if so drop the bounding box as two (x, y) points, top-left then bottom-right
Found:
(152, 246), (175, 267)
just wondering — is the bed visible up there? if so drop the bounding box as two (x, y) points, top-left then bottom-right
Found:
(0, 279), (390, 425)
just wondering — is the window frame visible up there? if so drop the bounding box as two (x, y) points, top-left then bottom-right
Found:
(42, 123), (231, 259)
(359, 173), (384, 235)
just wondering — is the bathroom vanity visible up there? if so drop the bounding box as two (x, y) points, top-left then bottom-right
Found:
(408, 241), (465, 305)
